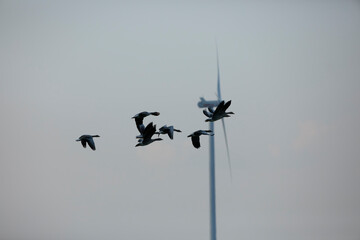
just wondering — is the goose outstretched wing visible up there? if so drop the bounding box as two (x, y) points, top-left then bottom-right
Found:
(87, 137), (96, 151)
(143, 122), (156, 140)
(223, 100), (232, 112)
(203, 109), (212, 118)
(167, 126), (174, 140)
(191, 136), (201, 148)
(213, 100), (225, 115)
(81, 139), (87, 148)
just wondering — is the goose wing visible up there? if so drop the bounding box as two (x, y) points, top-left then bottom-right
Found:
(86, 137), (96, 151)
(203, 109), (212, 118)
(137, 123), (145, 135)
(167, 126), (174, 140)
(143, 122), (155, 140)
(223, 100), (232, 111)
(135, 118), (144, 133)
(213, 100), (225, 115)
(81, 139), (87, 148)
(159, 125), (167, 134)
(191, 135), (201, 148)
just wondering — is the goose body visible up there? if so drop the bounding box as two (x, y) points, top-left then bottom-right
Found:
(132, 111), (160, 138)
(187, 130), (214, 149)
(76, 135), (100, 151)
(158, 125), (182, 140)
(203, 100), (234, 122)
(135, 122), (163, 147)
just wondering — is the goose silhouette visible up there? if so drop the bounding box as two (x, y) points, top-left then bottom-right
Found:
(203, 100), (234, 122)
(132, 111), (160, 138)
(158, 125), (182, 140)
(76, 135), (100, 151)
(135, 122), (162, 147)
(187, 130), (214, 149)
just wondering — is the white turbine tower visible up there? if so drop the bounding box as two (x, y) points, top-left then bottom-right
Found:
(197, 45), (232, 240)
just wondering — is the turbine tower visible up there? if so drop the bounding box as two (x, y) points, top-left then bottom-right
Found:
(197, 46), (232, 240)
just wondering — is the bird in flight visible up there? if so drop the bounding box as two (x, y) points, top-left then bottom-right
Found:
(203, 100), (234, 122)
(132, 111), (160, 138)
(76, 135), (100, 151)
(187, 130), (214, 149)
(135, 122), (163, 147)
(157, 125), (182, 140)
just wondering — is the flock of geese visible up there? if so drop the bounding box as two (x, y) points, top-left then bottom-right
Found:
(76, 100), (234, 151)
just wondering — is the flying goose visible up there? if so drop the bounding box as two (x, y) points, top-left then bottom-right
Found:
(132, 111), (160, 138)
(203, 100), (234, 122)
(187, 130), (214, 149)
(76, 135), (100, 151)
(158, 125), (182, 140)
(135, 122), (163, 147)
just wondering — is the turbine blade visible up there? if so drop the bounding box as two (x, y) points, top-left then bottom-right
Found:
(216, 41), (222, 102)
(216, 41), (231, 182)
(221, 118), (233, 182)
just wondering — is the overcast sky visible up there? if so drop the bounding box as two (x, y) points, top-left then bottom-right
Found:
(1, 1), (360, 240)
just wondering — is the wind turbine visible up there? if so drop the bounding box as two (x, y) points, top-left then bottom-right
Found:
(197, 45), (232, 240)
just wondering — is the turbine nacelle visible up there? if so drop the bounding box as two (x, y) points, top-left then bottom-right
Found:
(197, 97), (220, 109)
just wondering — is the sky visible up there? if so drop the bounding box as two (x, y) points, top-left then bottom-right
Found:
(1, 1), (360, 239)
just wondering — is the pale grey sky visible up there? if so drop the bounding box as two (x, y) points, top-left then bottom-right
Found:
(1, 1), (360, 240)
